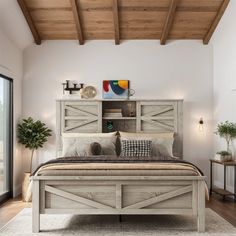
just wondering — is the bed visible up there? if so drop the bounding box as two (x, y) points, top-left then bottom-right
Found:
(31, 153), (206, 234)
(31, 100), (206, 233)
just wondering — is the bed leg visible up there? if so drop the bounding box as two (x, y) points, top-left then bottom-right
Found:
(32, 180), (40, 233)
(197, 181), (205, 233)
(119, 215), (122, 222)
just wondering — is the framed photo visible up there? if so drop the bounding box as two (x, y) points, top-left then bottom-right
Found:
(103, 80), (129, 99)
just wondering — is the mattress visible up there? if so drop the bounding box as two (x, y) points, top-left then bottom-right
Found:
(33, 156), (203, 177)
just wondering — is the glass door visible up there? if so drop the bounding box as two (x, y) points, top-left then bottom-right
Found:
(0, 74), (13, 204)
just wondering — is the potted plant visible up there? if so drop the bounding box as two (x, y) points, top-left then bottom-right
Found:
(215, 151), (232, 162)
(215, 121), (236, 161)
(18, 117), (52, 201)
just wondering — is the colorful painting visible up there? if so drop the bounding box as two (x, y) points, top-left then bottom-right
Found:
(103, 80), (129, 99)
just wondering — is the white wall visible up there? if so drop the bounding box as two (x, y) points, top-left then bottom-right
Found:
(212, 1), (236, 192)
(23, 40), (214, 181)
(0, 28), (23, 196)
(0, 0), (33, 50)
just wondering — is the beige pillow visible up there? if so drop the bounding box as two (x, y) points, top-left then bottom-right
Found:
(119, 132), (174, 157)
(62, 132), (117, 157)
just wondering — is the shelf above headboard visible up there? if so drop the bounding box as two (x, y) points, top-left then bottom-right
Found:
(56, 99), (183, 158)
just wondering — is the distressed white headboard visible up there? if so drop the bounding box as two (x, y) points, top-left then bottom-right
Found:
(56, 99), (183, 158)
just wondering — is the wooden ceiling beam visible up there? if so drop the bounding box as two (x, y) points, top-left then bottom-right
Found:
(17, 0), (41, 45)
(70, 0), (84, 45)
(160, 0), (178, 45)
(79, 6), (218, 13)
(203, 0), (230, 45)
(112, 0), (120, 45)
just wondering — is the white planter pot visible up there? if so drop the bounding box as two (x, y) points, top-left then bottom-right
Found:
(22, 172), (32, 202)
(214, 153), (232, 162)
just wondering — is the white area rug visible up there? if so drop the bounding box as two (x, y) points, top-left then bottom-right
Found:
(0, 208), (236, 236)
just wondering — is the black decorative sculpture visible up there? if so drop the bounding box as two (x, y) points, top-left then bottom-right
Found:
(62, 80), (84, 94)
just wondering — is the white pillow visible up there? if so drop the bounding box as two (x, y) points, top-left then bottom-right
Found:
(62, 132), (117, 157)
(119, 132), (174, 157)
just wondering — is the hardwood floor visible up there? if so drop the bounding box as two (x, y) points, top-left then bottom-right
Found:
(0, 196), (31, 229)
(206, 194), (236, 227)
(0, 194), (235, 229)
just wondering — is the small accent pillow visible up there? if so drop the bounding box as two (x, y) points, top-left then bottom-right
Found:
(119, 132), (174, 157)
(121, 140), (152, 157)
(90, 142), (102, 155)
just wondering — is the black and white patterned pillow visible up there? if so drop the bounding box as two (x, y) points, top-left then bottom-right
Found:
(120, 140), (152, 157)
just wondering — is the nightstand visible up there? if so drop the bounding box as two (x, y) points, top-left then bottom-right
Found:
(210, 159), (236, 201)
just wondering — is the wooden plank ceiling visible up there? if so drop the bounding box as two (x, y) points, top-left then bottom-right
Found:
(17, 0), (230, 45)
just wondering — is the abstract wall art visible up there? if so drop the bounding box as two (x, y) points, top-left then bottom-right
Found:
(103, 80), (129, 99)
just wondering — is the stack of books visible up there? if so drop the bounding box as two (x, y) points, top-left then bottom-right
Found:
(103, 108), (123, 117)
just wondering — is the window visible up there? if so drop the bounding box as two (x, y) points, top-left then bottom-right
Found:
(0, 74), (13, 204)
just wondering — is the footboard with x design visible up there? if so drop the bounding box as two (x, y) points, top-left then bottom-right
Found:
(31, 175), (206, 233)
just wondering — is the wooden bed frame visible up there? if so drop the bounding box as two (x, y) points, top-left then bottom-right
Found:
(31, 99), (206, 233)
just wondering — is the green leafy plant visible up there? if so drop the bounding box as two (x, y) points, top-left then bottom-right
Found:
(216, 151), (231, 156)
(18, 117), (52, 173)
(215, 121), (236, 153)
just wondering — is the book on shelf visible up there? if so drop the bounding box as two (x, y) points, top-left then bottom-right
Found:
(103, 113), (123, 117)
(104, 108), (122, 113)
(103, 108), (123, 117)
